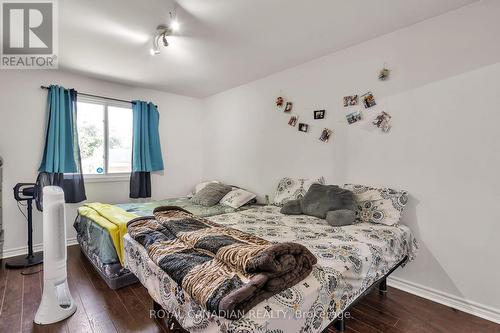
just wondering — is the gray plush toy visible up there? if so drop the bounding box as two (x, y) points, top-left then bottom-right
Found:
(325, 209), (356, 227)
(280, 184), (357, 227)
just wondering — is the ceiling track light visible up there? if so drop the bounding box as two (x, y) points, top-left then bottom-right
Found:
(150, 11), (180, 55)
(150, 25), (170, 55)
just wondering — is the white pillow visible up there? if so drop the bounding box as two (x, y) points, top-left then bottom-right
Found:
(273, 177), (325, 206)
(220, 189), (257, 209)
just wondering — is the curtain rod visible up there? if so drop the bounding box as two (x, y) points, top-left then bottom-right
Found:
(40, 86), (158, 107)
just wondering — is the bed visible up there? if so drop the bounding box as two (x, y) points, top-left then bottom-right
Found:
(124, 205), (418, 333)
(73, 196), (255, 289)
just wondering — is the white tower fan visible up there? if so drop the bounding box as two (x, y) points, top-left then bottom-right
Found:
(35, 186), (77, 324)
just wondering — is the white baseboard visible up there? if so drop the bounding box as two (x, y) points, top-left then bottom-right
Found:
(388, 276), (500, 325)
(1, 237), (78, 259)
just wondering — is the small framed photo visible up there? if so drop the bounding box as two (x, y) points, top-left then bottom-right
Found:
(346, 111), (362, 124)
(343, 95), (358, 107)
(314, 110), (325, 119)
(288, 116), (298, 127)
(284, 101), (293, 112)
(298, 123), (309, 132)
(361, 92), (376, 109)
(319, 128), (332, 142)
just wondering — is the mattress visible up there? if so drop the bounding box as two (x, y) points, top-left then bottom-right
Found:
(74, 197), (254, 289)
(124, 205), (418, 333)
(75, 214), (137, 289)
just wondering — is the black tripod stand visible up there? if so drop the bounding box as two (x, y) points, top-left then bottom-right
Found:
(5, 183), (43, 268)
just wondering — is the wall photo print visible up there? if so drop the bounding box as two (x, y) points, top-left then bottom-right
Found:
(379, 67), (390, 81)
(314, 110), (325, 119)
(373, 111), (392, 132)
(298, 123), (309, 132)
(343, 95), (358, 107)
(319, 128), (332, 142)
(361, 92), (376, 108)
(288, 116), (298, 127)
(284, 101), (293, 112)
(276, 96), (284, 107)
(346, 111), (362, 124)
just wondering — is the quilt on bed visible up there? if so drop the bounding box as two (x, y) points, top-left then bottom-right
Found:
(127, 206), (317, 319)
(124, 206), (418, 333)
(74, 197), (254, 271)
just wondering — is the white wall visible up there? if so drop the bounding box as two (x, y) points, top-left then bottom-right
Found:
(1, 0), (499, 323)
(203, 0), (500, 318)
(0, 70), (204, 257)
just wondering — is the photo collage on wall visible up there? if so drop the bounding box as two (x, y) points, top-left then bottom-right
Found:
(343, 90), (392, 132)
(276, 95), (333, 143)
(276, 66), (393, 143)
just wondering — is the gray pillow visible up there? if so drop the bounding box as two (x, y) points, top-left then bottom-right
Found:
(300, 184), (357, 219)
(280, 199), (303, 215)
(191, 183), (233, 207)
(326, 210), (356, 227)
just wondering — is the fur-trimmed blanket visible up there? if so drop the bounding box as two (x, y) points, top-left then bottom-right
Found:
(127, 206), (317, 319)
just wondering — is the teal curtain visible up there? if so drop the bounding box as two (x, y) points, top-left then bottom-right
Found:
(130, 100), (163, 198)
(38, 85), (78, 173)
(38, 85), (86, 205)
(131, 101), (164, 172)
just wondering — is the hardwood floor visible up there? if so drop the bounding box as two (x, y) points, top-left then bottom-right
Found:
(1, 245), (499, 333)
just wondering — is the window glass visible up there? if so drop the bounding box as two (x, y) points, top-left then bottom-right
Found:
(76, 100), (133, 175)
(77, 102), (105, 175)
(108, 106), (133, 173)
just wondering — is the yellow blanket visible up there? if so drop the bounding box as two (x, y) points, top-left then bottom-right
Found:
(77, 203), (138, 265)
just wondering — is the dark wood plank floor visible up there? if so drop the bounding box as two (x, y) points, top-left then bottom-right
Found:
(1, 245), (499, 333)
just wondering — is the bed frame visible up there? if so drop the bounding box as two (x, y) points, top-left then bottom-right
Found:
(151, 255), (409, 332)
(78, 243), (139, 289)
(330, 255), (408, 331)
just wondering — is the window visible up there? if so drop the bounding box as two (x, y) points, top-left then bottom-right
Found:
(77, 98), (133, 176)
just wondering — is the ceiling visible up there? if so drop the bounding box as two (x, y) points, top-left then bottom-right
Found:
(59, 0), (477, 98)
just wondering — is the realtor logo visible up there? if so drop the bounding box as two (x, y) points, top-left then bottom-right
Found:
(1, 0), (58, 68)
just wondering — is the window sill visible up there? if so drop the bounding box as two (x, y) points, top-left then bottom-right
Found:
(84, 174), (130, 183)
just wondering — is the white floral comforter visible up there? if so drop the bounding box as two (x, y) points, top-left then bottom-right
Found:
(124, 206), (418, 333)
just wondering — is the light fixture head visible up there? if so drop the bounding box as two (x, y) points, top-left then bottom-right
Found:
(169, 9), (179, 32)
(150, 24), (176, 55)
(171, 20), (180, 32)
